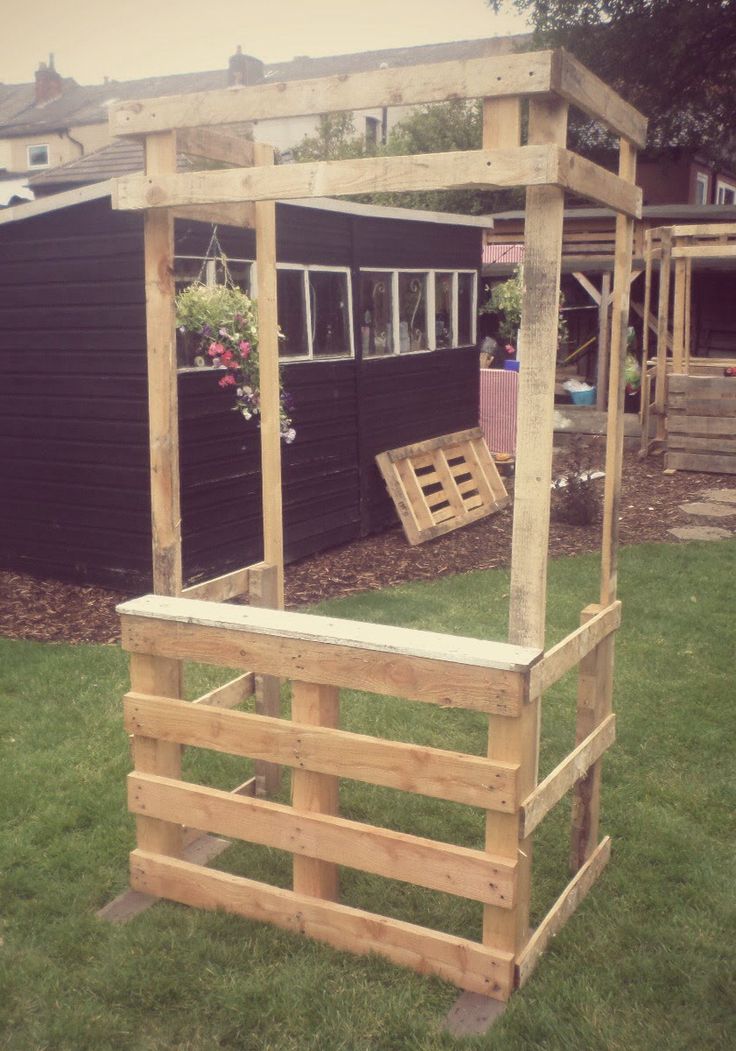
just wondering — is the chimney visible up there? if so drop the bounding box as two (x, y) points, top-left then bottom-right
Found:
(227, 46), (264, 87)
(35, 53), (64, 105)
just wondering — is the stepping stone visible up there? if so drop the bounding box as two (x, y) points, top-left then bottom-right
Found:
(669, 525), (733, 541)
(679, 501), (736, 518)
(700, 488), (736, 505)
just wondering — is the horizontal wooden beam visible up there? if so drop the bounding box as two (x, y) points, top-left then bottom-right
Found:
(529, 601), (621, 697)
(553, 50), (647, 148)
(129, 772), (516, 907)
(110, 52), (556, 137)
(520, 714), (616, 837)
(669, 222), (736, 238)
(131, 850), (515, 998)
(515, 836), (611, 988)
(113, 145), (640, 217)
(671, 244), (736, 260)
(171, 202), (255, 228)
(181, 562), (263, 602)
(124, 693), (519, 811)
(118, 596), (540, 716)
(190, 673), (255, 709)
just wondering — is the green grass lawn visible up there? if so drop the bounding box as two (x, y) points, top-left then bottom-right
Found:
(1, 540), (735, 1051)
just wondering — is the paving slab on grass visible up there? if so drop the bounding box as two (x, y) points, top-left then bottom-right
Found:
(699, 488), (736, 505)
(668, 525), (733, 541)
(679, 501), (736, 518)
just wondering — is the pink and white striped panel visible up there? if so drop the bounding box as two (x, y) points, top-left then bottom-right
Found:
(482, 243), (526, 265)
(479, 368), (518, 456)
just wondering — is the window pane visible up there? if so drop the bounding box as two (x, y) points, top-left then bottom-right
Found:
(458, 273), (475, 346)
(217, 258), (252, 294)
(277, 270), (308, 358)
(435, 272), (454, 348)
(359, 272), (393, 356)
(398, 273), (428, 353)
(309, 270), (351, 357)
(28, 144), (48, 166)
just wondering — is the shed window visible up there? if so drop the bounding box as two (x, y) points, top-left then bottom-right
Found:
(359, 269), (477, 356)
(716, 180), (736, 205)
(694, 172), (709, 205)
(27, 144), (49, 168)
(277, 265), (354, 361)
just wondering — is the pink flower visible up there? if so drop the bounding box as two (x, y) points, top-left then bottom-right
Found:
(218, 374), (237, 388)
(208, 342), (225, 357)
(221, 349), (234, 363)
(239, 341), (251, 358)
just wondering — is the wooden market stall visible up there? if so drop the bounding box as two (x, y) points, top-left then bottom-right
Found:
(640, 223), (736, 472)
(104, 49), (646, 1003)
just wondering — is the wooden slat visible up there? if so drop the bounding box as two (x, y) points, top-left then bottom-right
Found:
(376, 430), (507, 547)
(249, 560), (282, 797)
(291, 681), (340, 902)
(665, 451), (736, 474)
(553, 50), (647, 147)
(671, 244), (736, 260)
(528, 601), (621, 696)
(596, 273), (611, 411)
(667, 415), (736, 436)
(669, 222), (736, 238)
(191, 672), (254, 709)
(520, 714), (616, 837)
(130, 850), (515, 999)
(181, 565), (252, 602)
(668, 435), (736, 454)
(516, 836), (611, 988)
(171, 203), (255, 227)
(123, 693), (520, 811)
(128, 772), (516, 908)
(556, 148), (641, 218)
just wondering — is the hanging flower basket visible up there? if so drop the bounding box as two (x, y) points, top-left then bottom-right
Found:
(175, 282), (295, 444)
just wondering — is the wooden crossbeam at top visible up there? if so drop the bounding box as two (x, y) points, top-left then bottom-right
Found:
(108, 49), (647, 148)
(113, 145), (642, 218)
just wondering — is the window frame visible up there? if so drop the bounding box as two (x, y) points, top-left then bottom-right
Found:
(715, 179), (736, 205)
(359, 268), (478, 357)
(27, 143), (49, 169)
(276, 263), (355, 362)
(694, 172), (710, 206)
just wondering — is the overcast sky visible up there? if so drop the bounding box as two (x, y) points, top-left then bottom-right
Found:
(1, 0), (530, 85)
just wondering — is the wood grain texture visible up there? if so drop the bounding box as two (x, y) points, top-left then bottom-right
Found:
(130, 850), (515, 998)
(123, 693), (520, 811)
(528, 601), (621, 696)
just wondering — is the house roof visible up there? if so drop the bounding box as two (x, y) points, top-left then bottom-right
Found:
(0, 35), (531, 138)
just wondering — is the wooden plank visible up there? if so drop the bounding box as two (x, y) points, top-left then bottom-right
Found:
(291, 681), (340, 902)
(553, 50), (647, 147)
(528, 601), (621, 696)
(654, 228), (672, 442)
(129, 652), (183, 858)
(600, 140), (636, 607)
(176, 126), (256, 167)
(668, 374), (736, 397)
(373, 456), (423, 545)
(171, 203), (255, 227)
(110, 51), (556, 136)
(671, 244), (736, 260)
(520, 714), (616, 837)
(596, 273), (611, 411)
(672, 257), (687, 372)
(254, 143), (285, 611)
(572, 271), (602, 306)
(128, 772), (517, 908)
(250, 561), (282, 797)
(667, 397), (736, 418)
(191, 672), (255, 709)
(143, 132), (181, 596)
(113, 146), (559, 210)
(570, 606), (613, 872)
(669, 222), (736, 238)
(123, 693), (520, 812)
(516, 836), (611, 987)
(114, 145), (640, 217)
(130, 850), (515, 999)
(665, 451), (736, 474)
(667, 415), (736, 436)
(385, 427), (484, 463)
(181, 565), (251, 602)
(668, 435), (736, 454)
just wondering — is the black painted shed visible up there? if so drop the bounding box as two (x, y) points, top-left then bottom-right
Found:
(0, 185), (487, 590)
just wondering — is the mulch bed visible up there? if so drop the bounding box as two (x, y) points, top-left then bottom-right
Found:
(1, 449), (731, 646)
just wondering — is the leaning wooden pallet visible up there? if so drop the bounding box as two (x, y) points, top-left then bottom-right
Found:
(102, 47), (646, 1005)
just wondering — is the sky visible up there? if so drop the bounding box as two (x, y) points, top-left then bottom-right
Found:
(0, 0), (530, 85)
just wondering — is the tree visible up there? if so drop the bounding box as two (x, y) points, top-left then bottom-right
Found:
(289, 113), (367, 162)
(489, 0), (736, 160)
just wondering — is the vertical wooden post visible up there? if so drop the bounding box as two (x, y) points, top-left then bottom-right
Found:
(249, 561), (282, 797)
(483, 95), (566, 960)
(654, 228), (672, 444)
(684, 258), (693, 374)
(672, 256), (687, 373)
(254, 143), (285, 610)
(130, 652), (183, 857)
(144, 132), (181, 596)
(291, 681), (340, 901)
(640, 232), (653, 455)
(595, 273), (611, 411)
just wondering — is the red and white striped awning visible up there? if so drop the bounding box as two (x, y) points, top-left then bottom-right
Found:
(482, 243), (525, 265)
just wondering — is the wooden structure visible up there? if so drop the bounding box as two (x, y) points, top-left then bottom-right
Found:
(108, 49), (645, 999)
(640, 223), (736, 471)
(375, 427), (508, 545)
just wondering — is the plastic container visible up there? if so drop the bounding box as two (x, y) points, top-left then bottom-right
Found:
(504, 359), (520, 372)
(569, 386), (596, 405)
